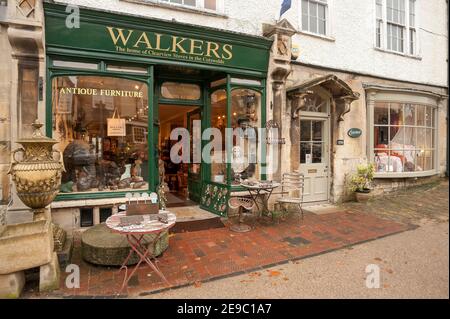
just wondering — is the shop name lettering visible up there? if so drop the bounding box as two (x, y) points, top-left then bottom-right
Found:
(59, 87), (144, 98)
(106, 27), (233, 65)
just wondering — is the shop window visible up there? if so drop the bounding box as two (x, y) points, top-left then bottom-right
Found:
(211, 78), (226, 88)
(230, 89), (261, 184)
(52, 75), (149, 195)
(372, 101), (436, 175)
(210, 89), (227, 184)
(19, 64), (39, 138)
(161, 82), (201, 100)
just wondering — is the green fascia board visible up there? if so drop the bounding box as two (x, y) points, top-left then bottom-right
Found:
(44, 2), (272, 75)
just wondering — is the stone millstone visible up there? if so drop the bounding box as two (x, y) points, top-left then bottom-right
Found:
(81, 224), (169, 266)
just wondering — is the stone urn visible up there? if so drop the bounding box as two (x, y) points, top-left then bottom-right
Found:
(8, 121), (64, 220)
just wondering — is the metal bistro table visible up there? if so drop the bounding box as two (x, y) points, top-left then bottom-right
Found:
(240, 181), (281, 217)
(105, 211), (176, 294)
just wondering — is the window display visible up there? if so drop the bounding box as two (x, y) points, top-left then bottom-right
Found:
(373, 102), (435, 174)
(52, 76), (149, 194)
(231, 89), (261, 183)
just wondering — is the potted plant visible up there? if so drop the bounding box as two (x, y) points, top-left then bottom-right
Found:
(349, 163), (375, 202)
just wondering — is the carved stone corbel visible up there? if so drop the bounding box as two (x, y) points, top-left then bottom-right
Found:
(336, 95), (359, 122)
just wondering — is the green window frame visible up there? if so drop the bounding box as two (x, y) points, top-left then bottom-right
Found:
(46, 56), (156, 201)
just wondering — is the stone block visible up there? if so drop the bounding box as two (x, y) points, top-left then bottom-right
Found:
(0, 219), (53, 274)
(0, 271), (25, 299)
(39, 252), (60, 292)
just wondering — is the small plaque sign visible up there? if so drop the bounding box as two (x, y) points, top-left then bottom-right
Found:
(348, 128), (362, 138)
(337, 140), (345, 145)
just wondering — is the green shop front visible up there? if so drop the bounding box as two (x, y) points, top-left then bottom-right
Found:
(44, 3), (272, 219)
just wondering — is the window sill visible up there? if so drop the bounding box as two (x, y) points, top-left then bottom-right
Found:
(374, 47), (422, 61)
(374, 170), (438, 179)
(121, 0), (228, 18)
(297, 30), (336, 42)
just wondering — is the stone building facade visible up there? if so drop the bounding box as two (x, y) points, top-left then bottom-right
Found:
(0, 0), (448, 232)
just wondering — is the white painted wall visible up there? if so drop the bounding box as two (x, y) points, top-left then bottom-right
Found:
(52, 0), (448, 87)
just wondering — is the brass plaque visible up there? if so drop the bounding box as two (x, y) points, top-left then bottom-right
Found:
(308, 169), (318, 174)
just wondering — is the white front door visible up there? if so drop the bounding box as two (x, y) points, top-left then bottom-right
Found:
(298, 118), (330, 203)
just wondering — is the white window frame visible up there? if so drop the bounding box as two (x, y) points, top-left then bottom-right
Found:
(156, 0), (224, 13)
(366, 89), (440, 178)
(374, 0), (419, 57)
(299, 0), (330, 37)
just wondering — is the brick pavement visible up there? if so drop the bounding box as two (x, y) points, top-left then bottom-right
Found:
(29, 209), (412, 298)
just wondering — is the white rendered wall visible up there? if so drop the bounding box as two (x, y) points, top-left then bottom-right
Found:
(53, 0), (448, 87)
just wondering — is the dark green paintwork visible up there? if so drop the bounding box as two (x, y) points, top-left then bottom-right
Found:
(44, 3), (271, 76)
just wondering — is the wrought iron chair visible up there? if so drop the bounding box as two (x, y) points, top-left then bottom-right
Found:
(275, 172), (305, 221)
(228, 197), (255, 233)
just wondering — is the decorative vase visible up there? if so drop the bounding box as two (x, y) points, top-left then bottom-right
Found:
(8, 121), (64, 220)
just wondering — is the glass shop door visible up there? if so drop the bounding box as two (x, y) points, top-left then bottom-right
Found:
(187, 108), (202, 203)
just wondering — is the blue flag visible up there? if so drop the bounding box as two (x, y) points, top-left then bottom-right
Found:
(280, 0), (292, 18)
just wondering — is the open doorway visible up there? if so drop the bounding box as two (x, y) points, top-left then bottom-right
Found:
(158, 104), (200, 208)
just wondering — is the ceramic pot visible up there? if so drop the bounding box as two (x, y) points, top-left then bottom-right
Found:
(8, 121), (64, 214)
(355, 189), (371, 202)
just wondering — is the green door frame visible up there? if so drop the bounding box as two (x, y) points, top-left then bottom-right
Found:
(155, 77), (205, 203)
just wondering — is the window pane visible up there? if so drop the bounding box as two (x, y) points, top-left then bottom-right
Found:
(425, 106), (433, 127)
(416, 128), (427, 150)
(416, 105), (425, 126)
(410, 29), (416, 55)
(404, 104), (416, 125)
(312, 143), (323, 163)
(53, 60), (98, 70)
(231, 89), (261, 183)
(300, 120), (311, 141)
(310, 16), (318, 34)
(426, 128), (433, 149)
(387, 24), (392, 50)
(309, 2), (318, 33)
(318, 19), (326, 35)
(161, 82), (201, 100)
(204, 0), (216, 10)
(300, 142), (312, 164)
(210, 90), (227, 184)
(376, 0), (383, 19)
(184, 0), (196, 6)
(376, 20), (382, 48)
(375, 103), (389, 124)
(318, 4), (326, 19)
(107, 65), (148, 74)
(375, 126), (389, 147)
(302, 13), (309, 31)
(390, 103), (403, 125)
(52, 76), (149, 194)
(312, 121), (323, 141)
